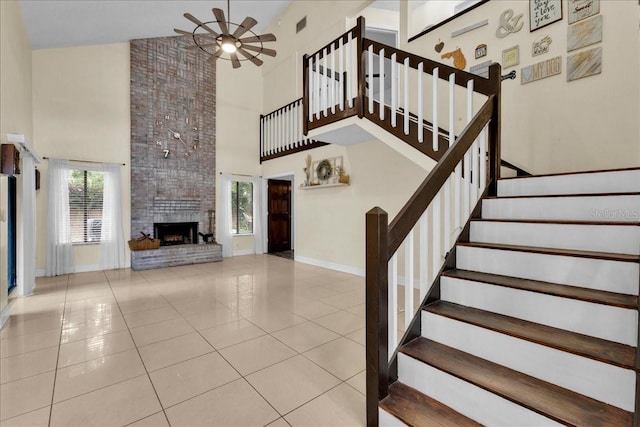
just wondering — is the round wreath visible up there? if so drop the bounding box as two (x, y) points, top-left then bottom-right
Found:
(316, 159), (333, 181)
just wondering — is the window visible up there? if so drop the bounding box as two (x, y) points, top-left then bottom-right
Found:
(231, 181), (253, 234)
(68, 169), (104, 243)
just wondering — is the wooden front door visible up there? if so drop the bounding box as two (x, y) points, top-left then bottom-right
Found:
(268, 179), (292, 253)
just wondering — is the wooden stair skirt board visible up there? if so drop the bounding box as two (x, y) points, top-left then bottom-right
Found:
(380, 168), (640, 426)
(131, 243), (222, 271)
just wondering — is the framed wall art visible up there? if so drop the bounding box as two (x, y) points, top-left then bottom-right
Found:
(502, 45), (520, 69)
(530, 0), (563, 32)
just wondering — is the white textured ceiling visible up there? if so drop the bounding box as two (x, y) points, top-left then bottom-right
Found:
(19, 0), (292, 50)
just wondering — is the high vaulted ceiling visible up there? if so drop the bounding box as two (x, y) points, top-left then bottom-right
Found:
(19, 0), (292, 50)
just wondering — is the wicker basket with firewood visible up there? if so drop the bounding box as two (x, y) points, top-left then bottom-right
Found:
(128, 232), (160, 251)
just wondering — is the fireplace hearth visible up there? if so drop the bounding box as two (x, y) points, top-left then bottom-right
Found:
(154, 222), (198, 246)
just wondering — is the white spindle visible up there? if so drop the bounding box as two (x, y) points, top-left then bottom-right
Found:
(404, 57), (409, 135)
(404, 233), (414, 328)
(314, 53), (321, 119)
(444, 177), (451, 252)
(448, 73), (455, 149)
(347, 33), (353, 108)
(288, 106), (293, 149)
(472, 139), (480, 203)
(322, 49), (328, 117)
(480, 126), (487, 189)
(417, 62), (424, 143)
(338, 37), (344, 111)
(330, 44), (336, 114)
(379, 48), (385, 120)
(391, 53), (397, 127)
(390, 254), (398, 357)
(419, 211), (428, 299)
(454, 162), (462, 233)
(308, 57), (314, 122)
(432, 192), (441, 276)
(368, 45), (374, 114)
(276, 110), (281, 152)
(432, 67), (439, 151)
(463, 143), (471, 217)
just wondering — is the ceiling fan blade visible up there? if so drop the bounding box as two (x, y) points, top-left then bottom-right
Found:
(212, 8), (230, 35)
(230, 52), (241, 69)
(237, 47), (263, 67)
(242, 44), (277, 57)
(184, 13), (220, 37)
(186, 42), (218, 50)
(232, 16), (257, 39)
(239, 33), (276, 44)
(174, 28), (193, 36)
(207, 48), (224, 64)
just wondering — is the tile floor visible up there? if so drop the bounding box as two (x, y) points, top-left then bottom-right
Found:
(0, 255), (367, 426)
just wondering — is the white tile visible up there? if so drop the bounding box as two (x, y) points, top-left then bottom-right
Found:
(303, 338), (365, 381)
(130, 317), (194, 347)
(0, 371), (55, 421)
(57, 329), (135, 367)
(0, 347), (59, 384)
(138, 333), (214, 372)
(219, 335), (296, 375)
(285, 383), (366, 426)
(272, 322), (340, 353)
(0, 406), (51, 426)
(313, 311), (364, 335)
(199, 319), (266, 349)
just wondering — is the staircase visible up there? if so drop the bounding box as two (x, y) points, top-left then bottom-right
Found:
(379, 168), (640, 426)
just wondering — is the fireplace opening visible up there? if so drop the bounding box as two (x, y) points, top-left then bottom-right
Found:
(154, 222), (198, 246)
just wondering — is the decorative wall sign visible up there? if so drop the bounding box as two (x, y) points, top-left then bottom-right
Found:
(567, 46), (602, 81)
(568, 0), (600, 24)
(567, 15), (602, 52)
(435, 40), (444, 53)
(470, 60), (493, 78)
(530, 0), (563, 32)
(496, 9), (525, 38)
(441, 48), (467, 70)
(532, 35), (553, 56)
(451, 19), (488, 38)
(475, 44), (487, 59)
(521, 56), (562, 84)
(502, 45), (520, 69)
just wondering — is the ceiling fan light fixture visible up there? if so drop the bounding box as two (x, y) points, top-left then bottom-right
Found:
(220, 35), (237, 53)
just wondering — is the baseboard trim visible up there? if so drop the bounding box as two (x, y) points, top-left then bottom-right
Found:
(294, 255), (365, 277)
(0, 303), (10, 329)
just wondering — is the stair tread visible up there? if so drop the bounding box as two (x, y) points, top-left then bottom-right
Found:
(457, 241), (639, 263)
(486, 191), (640, 199)
(471, 218), (640, 227)
(498, 166), (640, 180)
(401, 337), (633, 426)
(442, 269), (638, 309)
(425, 301), (635, 369)
(380, 382), (482, 427)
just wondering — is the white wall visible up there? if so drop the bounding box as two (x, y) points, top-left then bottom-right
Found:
(32, 44), (131, 273)
(0, 0), (33, 314)
(400, 0), (640, 174)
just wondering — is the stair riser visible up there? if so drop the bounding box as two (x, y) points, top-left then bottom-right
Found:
(470, 222), (640, 255)
(441, 277), (637, 346)
(379, 409), (406, 426)
(456, 246), (639, 295)
(397, 353), (563, 426)
(421, 312), (636, 411)
(482, 195), (640, 222)
(498, 169), (640, 197)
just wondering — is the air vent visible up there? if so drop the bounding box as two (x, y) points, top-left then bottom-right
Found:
(296, 16), (307, 33)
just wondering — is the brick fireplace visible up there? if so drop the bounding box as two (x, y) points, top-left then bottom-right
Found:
(129, 35), (221, 270)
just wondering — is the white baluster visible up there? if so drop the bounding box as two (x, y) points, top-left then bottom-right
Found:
(389, 253), (398, 357)
(454, 162), (462, 235)
(308, 57), (314, 122)
(419, 211), (428, 300)
(322, 49), (328, 117)
(379, 48), (385, 120)
(444, 176), (451, 253)
(260, 118), (264, 157)
(339, 37), (344, 111)
(288, 105), (293, 150)
(404, 57), (409, 135)
(449, 73), (455, 149)
(315, 53), (321, 119)
(368, 45), (374, 114)
(330, 44), (336, 114)
(432, 67), (439, 151)
(391, 53), (397, 127)
(472, 138), (480, 204)
(432, 192), (441, 277)
(347, 33), (353, 108)
(480, 125), (487, 190)
(404, 232), (414, 330)
(418, 62), (424, 143)
(463, 143), (471, 217)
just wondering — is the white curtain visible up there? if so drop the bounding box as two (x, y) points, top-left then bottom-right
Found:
(19, 154), (37, 295)
(219, 174), (233, 257)
(46, 159), (74, 276)
(99, 163), (126, 270)
(252, 176), (264, 254)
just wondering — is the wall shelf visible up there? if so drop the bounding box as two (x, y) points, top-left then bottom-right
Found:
(299, 183), (350, 190)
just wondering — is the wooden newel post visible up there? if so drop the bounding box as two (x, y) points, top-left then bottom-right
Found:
(366, 207), (389, 427)
(356, 16), (366, 119)
(488, 62), (502, 197)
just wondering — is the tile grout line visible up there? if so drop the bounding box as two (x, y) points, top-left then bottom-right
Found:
(47, 273), (70, 427)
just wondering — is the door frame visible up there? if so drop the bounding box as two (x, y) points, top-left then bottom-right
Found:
(262, 171), (295, 256)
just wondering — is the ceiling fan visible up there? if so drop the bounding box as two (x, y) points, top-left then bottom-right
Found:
(174, 0), (277, 69)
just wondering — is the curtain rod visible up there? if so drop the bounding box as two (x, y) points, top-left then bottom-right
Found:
(42, 156), (125, 166)
(219, 172), (261, 178)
